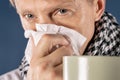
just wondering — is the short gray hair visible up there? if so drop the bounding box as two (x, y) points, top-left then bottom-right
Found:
(9, 0), (93, 8)
(9, 0), (16, 7)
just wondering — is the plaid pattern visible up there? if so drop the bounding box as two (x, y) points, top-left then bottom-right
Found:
(19, 56), (29, 80)
(19, 12), (120, 79)
(84, 12), (120, 56)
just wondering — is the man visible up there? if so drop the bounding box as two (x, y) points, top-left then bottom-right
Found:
(0, 0), (120, 80)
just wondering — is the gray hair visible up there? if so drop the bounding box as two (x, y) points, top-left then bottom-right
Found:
(9, 0), (16, 7)
(9, 0), (93, 8)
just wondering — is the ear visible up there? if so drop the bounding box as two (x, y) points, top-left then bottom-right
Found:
(94, 0), (106, 21)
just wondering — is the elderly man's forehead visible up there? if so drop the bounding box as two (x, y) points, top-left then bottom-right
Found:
(15, 0), (79, 9)
(11, 0), (92, 7)
(15, 0), (76, 6)
(15, 0), (80, 14)
(17, 0), (75, 2)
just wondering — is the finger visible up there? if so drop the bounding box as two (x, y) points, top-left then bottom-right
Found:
(30, 45), (73, 69)
(47, 45), (73, 67)
(55, 64), (63, 75)
(45, 64), (63, 80)
(32, 34), (69, 59)
(27, 64), (63, 80)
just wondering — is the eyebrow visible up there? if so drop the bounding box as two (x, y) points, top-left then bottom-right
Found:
(17, 7), (35, 16)
(45, 1), (77, 12)
(20, 10), (33, 15)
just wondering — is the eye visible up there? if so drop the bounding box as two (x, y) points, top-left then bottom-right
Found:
(57, 9), (69, 15)
(59, 9), (68, 14)
(53, 8), (73, 17)
(24, 14), (35, 20)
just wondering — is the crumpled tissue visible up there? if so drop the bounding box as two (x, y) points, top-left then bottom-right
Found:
(24, 24), (86, 64)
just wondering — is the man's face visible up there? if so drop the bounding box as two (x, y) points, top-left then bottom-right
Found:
(15, 0), (97, 47)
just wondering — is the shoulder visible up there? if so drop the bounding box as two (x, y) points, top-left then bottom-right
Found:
(0, 69), (22, 80)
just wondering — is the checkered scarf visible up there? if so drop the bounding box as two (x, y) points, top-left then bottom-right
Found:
(19, 12), (120, 79)
(84, 12), (120, 56)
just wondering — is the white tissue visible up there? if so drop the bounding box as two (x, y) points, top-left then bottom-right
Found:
(24, 24), (86, 64)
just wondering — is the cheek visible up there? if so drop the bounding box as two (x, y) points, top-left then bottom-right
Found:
(20, 16), (36, 31)
(52, 12), (83, 31)
(74, 6), (95, 38)
(77, 13), (95, 41)
(52, 12), (95, 40)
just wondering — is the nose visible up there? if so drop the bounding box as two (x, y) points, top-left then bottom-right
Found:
(28, 14), (55, 31)
(37, 15), (54, 24)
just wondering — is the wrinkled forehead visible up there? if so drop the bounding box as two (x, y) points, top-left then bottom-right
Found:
(15, 0), (81, 12)
(11, 0), (92, 8)
(15, 0), (75, 6)
(15, 0), (71, 7)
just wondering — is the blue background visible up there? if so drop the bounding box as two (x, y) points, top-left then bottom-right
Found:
(0, 0), (120, 75)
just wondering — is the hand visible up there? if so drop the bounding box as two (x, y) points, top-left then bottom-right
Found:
(27, 34), (73, 80)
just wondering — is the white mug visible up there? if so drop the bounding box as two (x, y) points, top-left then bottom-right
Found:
(63, 56), (120, 80)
